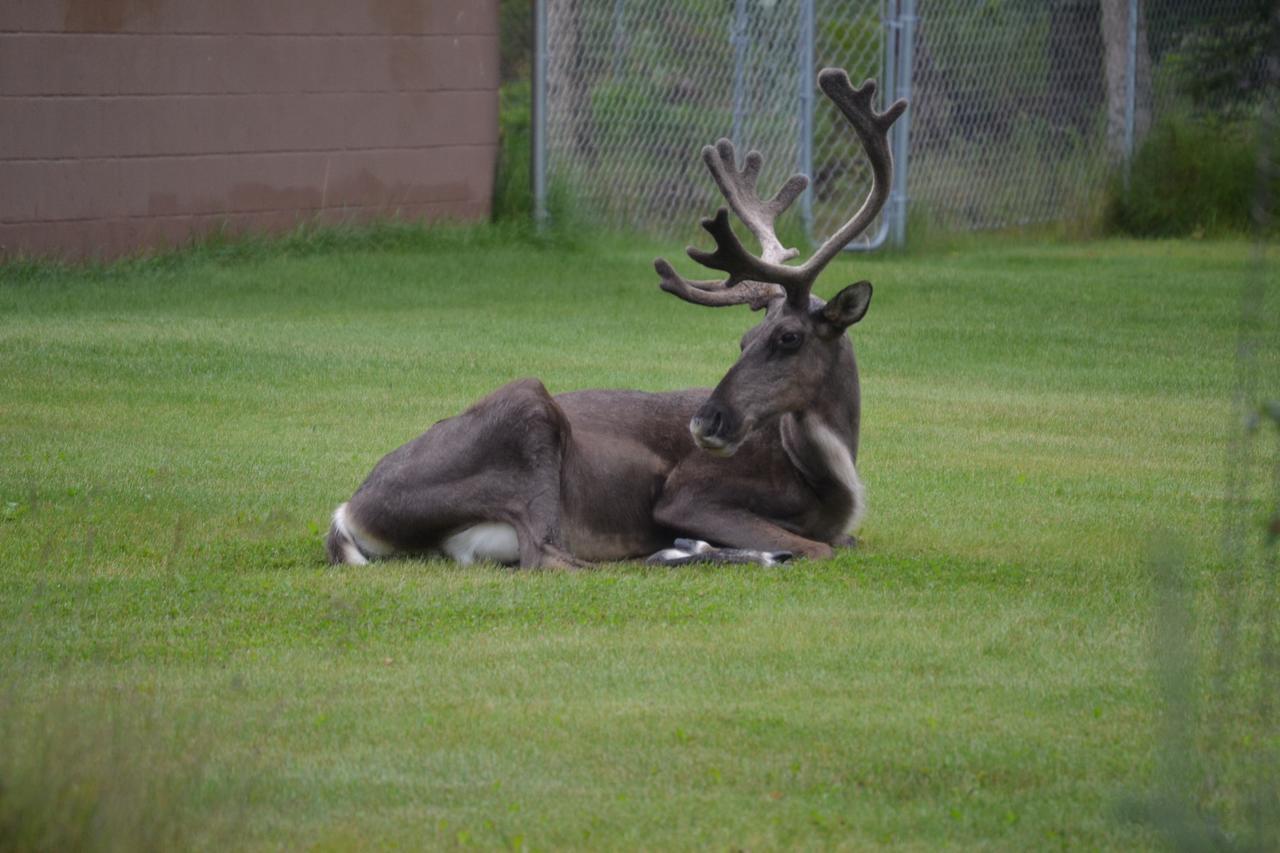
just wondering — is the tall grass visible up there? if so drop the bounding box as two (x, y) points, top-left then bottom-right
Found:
(492, 81), (534, 223)
(0, 683), (224, 852)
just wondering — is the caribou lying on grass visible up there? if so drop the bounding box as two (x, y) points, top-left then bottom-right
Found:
(327, 69), (907, 568)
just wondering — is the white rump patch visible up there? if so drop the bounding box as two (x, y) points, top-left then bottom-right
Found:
(442, 523), (520, 566)
(332, 502), (394, 565)
(805, 419), (867, 534)
(331, 503), (368, 565)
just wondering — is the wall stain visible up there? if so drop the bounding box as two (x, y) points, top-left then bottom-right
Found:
(367, 0), (424, 34)
(63, 0), (162, 33)
(371, 0), (425, 88)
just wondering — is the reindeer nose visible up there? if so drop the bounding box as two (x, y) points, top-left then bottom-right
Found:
(691, 402), (735, 445)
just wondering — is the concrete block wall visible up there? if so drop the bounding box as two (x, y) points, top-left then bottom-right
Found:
(0, 0), (500, 259)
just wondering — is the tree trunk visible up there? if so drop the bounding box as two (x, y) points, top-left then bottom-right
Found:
(1100, 0), (1152, 164)
(1049, 0), (1104, 137)
(547, 0), (593, 162)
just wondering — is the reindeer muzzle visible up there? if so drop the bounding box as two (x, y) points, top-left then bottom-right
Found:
(689, 402), (745, 456)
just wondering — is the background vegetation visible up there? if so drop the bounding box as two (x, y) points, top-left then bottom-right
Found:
(1106, 0), (1277, 237)
(496, 0), (1275, 240)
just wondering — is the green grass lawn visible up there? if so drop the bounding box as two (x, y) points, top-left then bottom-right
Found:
(0, 229), (1275, 850)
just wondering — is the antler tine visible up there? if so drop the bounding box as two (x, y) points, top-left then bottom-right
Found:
(799, 69), (908, 278)
(684, 209), (810, 290)
(678, 142), (812, 307)
(651, 139), (810, 311)
(654, 258), (783, 311)
(702, 139), (808, 264)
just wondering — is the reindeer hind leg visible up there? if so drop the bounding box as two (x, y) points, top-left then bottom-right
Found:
(340, 379), (578, 568)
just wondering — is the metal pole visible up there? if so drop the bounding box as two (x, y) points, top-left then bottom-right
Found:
(889, 0), (915, 248)
(731, 0), (749, 147)
(1123, 0), (1138, 191)
(798, 0), (815, 241)
(532, 0), (548, 228)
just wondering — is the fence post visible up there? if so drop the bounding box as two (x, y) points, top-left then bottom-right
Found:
(533, 0), (549, 228)
(889, 0), (915, 248)
(798, 0), (815, 240)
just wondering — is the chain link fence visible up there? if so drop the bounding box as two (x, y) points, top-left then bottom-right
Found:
(907, 0), (1109, 230)
(906, 0), (1263, 231)
(536, 0), (1266, 244)
(540, 0), (885, 246)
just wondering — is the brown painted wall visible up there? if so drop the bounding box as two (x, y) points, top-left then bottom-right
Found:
(0, 0), (500, 259)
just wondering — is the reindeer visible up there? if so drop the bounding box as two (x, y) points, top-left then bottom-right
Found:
(326, 69), (907, 568)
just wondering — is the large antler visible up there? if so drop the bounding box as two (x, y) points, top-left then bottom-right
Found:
(656, 69), (907, 311)
(655, 138), (807, 310)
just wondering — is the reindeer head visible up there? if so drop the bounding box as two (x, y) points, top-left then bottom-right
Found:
(687, 278), (874, 455)
(655, 69), (906, 455)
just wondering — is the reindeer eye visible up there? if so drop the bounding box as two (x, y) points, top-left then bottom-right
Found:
(778, 331), (803, 350)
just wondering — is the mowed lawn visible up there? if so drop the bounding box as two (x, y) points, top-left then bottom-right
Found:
(0, 231), (1273, 849)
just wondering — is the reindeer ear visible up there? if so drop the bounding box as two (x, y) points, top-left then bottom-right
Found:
(819, 280), (873, 331)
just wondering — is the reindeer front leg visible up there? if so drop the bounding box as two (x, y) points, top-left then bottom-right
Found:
(652, 497), (834, 562)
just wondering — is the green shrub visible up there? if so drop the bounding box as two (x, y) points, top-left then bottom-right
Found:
(490, 81), (585, 239)
(1104, 111), (1268, 237)
(498, 0), (532, 84)
(492, 80), (533, 223)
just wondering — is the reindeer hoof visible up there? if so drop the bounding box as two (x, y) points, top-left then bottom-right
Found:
(672, 538), (714, 554)
(834, 534), (859, 549)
